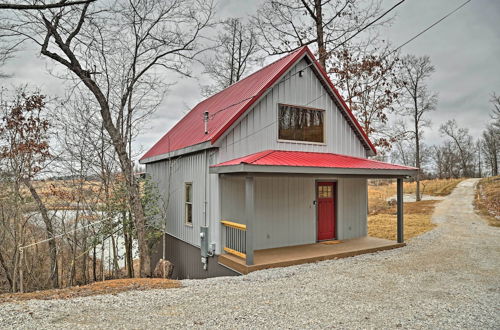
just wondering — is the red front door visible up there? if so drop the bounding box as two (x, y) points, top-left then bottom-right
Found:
(317, 182), (336, 241)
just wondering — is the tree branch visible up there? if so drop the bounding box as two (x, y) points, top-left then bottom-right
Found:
(0, 0), (96, 10)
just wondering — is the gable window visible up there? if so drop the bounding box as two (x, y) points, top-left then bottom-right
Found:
(278, 104), (325, 143)
(184, 182), (193, 226)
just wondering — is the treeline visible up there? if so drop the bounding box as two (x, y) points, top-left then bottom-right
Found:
(0, 90), (165, 293)
(392, 94), (500, 179)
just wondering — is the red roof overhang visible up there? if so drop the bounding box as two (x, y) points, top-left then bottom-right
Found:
(210, 150), (417, 177)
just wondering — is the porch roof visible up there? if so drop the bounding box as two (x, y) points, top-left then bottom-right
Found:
(210, 150), (418, 177)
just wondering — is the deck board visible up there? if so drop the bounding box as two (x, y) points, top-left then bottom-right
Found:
(218, 236), (405, 274)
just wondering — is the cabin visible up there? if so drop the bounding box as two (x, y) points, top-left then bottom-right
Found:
(140, 46), (417, 279)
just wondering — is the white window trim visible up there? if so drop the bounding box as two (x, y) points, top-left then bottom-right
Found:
(184, 182), (193, 227)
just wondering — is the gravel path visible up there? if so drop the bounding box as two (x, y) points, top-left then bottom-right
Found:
(1, 179), (499, 329)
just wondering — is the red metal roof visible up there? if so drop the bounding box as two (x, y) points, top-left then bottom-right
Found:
(141, 46), (376, 161)
(212, 150), (417, 171)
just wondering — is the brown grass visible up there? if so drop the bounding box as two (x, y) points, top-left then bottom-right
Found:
(0, 278), (180, 304)
(366, 179), (462, 240)
(404, 178), (465, 196)
(474, 176), (500, 227)
(368, 200), (438, 240)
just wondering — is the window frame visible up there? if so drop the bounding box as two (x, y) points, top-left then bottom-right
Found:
(184, 182), (193, 227)
(276, 103), (326, 145)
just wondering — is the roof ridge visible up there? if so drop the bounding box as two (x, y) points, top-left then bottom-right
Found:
(243, 150), (275, 164)
(270, 150), (417, 169)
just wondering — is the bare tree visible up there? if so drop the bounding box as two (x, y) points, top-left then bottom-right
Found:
(0, 90), (58, 289)
(481, 125), (499, 176)
(330, 43), (403, 148)
(399, 55), (436, 201)
(480, 94), (500, 176)
(0, 0), (214, 276)
(440, 120), (475, 177)
(432, 142), (462, 179)
(201, 18), (260, 96)
(252, 0), (389, 69)
(490, 93), (500, 123)
(0, 1), (95, 10)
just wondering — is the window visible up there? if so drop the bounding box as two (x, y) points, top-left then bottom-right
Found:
(278, 104), (325, 143)
(184, 183), (193, 225)
(318, 185), (333, 198)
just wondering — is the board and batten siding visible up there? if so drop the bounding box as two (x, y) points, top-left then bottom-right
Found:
(336, 177), (368, 240)
(220, 175), (368, 250)
(146, 151), (209, 248)
(214, 58), (367, 163)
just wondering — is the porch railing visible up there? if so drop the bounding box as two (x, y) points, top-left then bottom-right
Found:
(221, 220), (247, 259)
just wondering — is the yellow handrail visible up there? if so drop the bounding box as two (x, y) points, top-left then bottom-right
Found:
(223, 247), (246, 259)
(221, 220), (247, 231)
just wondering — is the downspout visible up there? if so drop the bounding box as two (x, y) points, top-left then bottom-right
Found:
(204, 148), (208, 228)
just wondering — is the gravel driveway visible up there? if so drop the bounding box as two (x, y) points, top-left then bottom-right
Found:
(1, 179), (499, 329)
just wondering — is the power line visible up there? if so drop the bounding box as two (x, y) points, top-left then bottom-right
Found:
(205, 0), (407, 121)
(326, 0), (406, 56)
(205, 0), (471, 121)
(390, 0), (472, 55)
(19, 217), (108, 250)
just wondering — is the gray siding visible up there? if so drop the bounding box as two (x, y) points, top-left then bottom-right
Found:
(215, 58), (367, 163)
(220, 175), (368, 250)
(336, 177), (368, 240)
(254, 176), (316, 249)
(220, 176), (246, 224)
(151, 233), (238, 279)
(146, 152), (209, 247)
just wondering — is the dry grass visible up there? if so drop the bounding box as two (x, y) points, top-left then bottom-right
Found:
(404, 178), (465, 197)
(368, 178), (464, 215)
(366, 179), (462, 241)
(475, 176), (500, 227)
(368, 200), (438, 241)
(0, 278), (180, 304)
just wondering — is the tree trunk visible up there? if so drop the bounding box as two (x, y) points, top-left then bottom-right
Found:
(123, 211), (134, 278)
(92, 245), (97, 282)
(0, 251), (13, 291)
(493, 148), (498, 176)
(69, 207), (80, 286)
(39, 26), (151, 277)
(314, 0), (327, 69)
(23, 180), (59, 288)
(110, 233), (119, 278)
(414, 107), (421, 202)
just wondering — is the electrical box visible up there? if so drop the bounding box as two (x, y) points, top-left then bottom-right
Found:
(200, 226), (209, 258)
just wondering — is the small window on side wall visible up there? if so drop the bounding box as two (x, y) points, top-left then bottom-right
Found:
(185, 182), (193, 226)
(278, 104), (325, 143)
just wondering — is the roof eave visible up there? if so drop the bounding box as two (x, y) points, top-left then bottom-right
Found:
(210, 164), (418, 178)
(140, 141), (213, 164)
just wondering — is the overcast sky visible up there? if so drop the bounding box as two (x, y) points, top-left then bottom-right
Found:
(2, 0), (499, 162)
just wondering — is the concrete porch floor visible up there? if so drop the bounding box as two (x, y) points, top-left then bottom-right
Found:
(218, 236), (405, 275)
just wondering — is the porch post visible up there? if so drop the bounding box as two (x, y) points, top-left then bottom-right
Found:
(245, 176), (254, 265)
(397, 178), (404, 243)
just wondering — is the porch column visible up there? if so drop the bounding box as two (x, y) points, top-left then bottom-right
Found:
(245, 176), (255, 265)
(397, 178), (404, 243)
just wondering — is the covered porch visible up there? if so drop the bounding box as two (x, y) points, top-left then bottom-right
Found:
(210, 150), (417, 273)
(218, 236), (404, 274)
